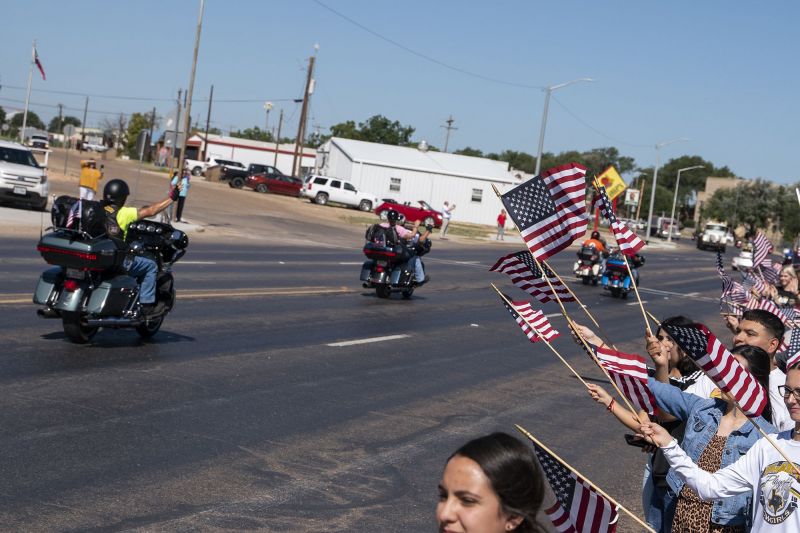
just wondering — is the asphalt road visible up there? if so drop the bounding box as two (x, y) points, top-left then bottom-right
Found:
(0, 229), (735, 532)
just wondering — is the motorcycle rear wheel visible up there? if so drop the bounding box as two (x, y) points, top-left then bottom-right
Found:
(136, 316), (164, 338)
(62, 312), (99, 344)
(401, 287), (414, 299)
(610, 287), (621, 298)
(582, 277), (590, 285)
(376, 285), (391, 299)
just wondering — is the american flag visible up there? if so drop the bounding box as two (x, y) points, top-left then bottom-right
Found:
(594, 345), (656, 415)
(501, 163), (588, 261)
(717, 251), (749, 305)
(501, 294), (560, 343)
(34, 46), (46, 81)
(534, 441), (619, 533)
(662, 322), (767, 417)
(759, 259), (781, 285)
(745, 297), (791, 326)
(490, 251), (575, 303)
(66, 199), (81, 229)
(752, 232), (774, 269)
(784, 327), (800, 370)
(593, 184), (645, 256)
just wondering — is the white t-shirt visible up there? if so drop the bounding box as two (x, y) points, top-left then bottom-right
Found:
(442, 204), (452, 219)
(663, 432), (800, 532)
(683, 372), (793, 432)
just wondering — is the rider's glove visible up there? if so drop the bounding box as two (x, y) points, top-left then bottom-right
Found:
(169, 186), (180, 201)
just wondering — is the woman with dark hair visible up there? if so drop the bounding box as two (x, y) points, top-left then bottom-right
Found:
(437, 432), (546, 533)
(590, 344), (776, 532)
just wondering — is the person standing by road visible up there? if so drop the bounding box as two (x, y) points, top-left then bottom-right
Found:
(172, 169), (191, 223)
(78, 160), (103, 200)
(496, 209), (507, 240)
(440, 201), (455, 239)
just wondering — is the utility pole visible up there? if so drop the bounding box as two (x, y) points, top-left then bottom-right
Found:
(441, 115), (457, 152)
(57, 103), (63, 143)
(147, 106), (156, 162)
(117, 113), (125, 154)
(169, 89), (183, 176)
(176, 0), (206, 178)
(79, 96), (88, 151)
(292, 55), (315, 177)
(273, 108), (283, 167)
(203, 84), (213, 160)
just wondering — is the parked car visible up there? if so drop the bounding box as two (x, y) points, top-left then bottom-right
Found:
(374, 200), (444, 228)
(225, 163), (291, 188)
(245, 173), (303, 197)
(28, 134), (49, 150)
(0, 140), (49, 211)
(82, 142), (109, 152)
(301, 175), (379, 212)
(185, 157), (245, 177)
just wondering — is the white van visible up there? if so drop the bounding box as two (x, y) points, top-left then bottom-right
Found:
(0, 140), (49, 210)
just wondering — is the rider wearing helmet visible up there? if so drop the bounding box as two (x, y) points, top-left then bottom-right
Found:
(102, 178), (181, 315)
(379, 209), (430, 285)
(582, 230), (607, 254)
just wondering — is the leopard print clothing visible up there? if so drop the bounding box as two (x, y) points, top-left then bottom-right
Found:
(672, 435), (745, 533)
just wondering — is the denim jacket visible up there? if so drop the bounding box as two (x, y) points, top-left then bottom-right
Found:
(649, 378), (777, 527)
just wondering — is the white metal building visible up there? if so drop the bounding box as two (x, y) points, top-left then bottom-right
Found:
(315, 137), (528, 226)
(186, 134), (317, 176)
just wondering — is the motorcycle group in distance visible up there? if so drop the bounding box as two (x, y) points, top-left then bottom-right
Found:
(573, 230), (645, 299)
(360, 209), (432, 299)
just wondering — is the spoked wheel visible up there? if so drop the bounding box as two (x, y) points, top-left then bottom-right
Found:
(256, 184), (268, 193)
(376, 285), (391, 299)
(401, 287), (415, 299)
(136, 315), (165, 339)
(62, 312), (99, 344)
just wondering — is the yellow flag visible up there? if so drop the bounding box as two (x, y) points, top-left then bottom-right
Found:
(597, 165), (626, 201)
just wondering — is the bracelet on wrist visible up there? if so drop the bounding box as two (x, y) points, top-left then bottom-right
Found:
(606, 398), (615, 412)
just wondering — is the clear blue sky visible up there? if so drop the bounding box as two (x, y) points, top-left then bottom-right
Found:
(2, 1), (797, 183)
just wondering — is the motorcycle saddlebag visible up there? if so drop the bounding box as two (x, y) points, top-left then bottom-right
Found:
(86, 275), (138, 316)
(363, 242), (401, 262)
(33, 267), (63, 305)
(360, 260), (373, 282)
(37, 232), (125, 271)
(605, 259), (628, 273)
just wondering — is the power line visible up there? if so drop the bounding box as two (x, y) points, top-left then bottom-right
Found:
(312, 0), (544, 90)
(550, 95), (651, 148)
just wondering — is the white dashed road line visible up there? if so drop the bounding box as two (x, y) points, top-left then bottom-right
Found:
(327, 334), (410, 347)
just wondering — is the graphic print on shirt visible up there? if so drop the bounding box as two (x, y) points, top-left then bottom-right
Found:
(760, 461), (800, 524)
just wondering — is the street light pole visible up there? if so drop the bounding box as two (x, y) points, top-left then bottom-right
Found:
(644, 138), (690, 243)
(667, 165), (705, 243)
(534, 77), (594, 176)
(263, 101), (273, 135)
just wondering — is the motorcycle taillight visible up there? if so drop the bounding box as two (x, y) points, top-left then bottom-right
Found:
(63, 279), (80, 292)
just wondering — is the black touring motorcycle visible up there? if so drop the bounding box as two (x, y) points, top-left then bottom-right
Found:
(33, 196), (188, 343)
(360, 223), (431, 299)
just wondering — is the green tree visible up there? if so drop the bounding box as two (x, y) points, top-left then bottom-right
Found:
(703, 179), (777, 236)
(124, 112), (151, 158)
(328, 115), (415, 146)
(231, 126), (273, 142)
(775, 183), (800, 245)
(47, 115), (81, 133)
(9, 111), (45, 137)
(0, 106), (6, 127)
(486, 150), (537, 174)
(453, 146), (483, 157)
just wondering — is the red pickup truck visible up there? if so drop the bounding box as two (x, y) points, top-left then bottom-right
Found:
(374, 200), (443, 228)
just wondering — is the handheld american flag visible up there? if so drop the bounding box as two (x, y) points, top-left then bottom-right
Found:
(752, 231), (774, 269)
(533, 441), (619, 533)
(490, 250), (574, 303)
(500, 294), (560, 343)
(593, 184), (644, 256)
(717, 250), (749, 305)
(745, 297), (791, 327)
(500, 163), (588, 261)
(661, 323), (767, 417)
(784, 327), (800, 370)
(594, 345), (656, 415)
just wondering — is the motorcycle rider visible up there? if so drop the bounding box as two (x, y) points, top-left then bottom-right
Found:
(102, 179), (181, 315)
(575, 230), (608, 278)
(379, 209), (430, 285)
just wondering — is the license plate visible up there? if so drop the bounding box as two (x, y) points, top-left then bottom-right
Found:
(66, 268), (85, 279)
(13, 186), (26, 195)
(377, 260), (388, 267)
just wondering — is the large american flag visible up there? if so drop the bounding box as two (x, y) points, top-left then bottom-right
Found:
(501, 163), (588, 261)
(490, 251), (574, 303)
(752, 231), (774, 269)
(594, 345), (656, 415)
(501, 294), (560, 343)
(592, 184), (645, 256)
(534, 441), (619, 533)
(662, 323), (767, 417)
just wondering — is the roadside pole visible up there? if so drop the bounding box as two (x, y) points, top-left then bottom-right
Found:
(273, 109), (283, 167)
(292, 54), (315, 177)
(175, 0), (206, 180)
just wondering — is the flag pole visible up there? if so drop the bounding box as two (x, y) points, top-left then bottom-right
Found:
(492, 284), (591, 389)
(19, 40), (36, 144)
(542, 259), (617, 350)
(515, 424), (656, 533)
(591, 177), (652, 335)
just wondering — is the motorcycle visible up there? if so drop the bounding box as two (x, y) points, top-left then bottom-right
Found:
(573, 245), (603, 285)
(33, 196), (188, 343)
(359, 224), (428, 299)
(601, 253), (644, 299)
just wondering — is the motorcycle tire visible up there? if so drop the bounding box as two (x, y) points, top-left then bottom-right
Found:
(62, 311), (99, 344)
(591, 279), (598, 286)
(376, 285), (391, 299)
(621, 291), (629, 300)
(137, 315), (164, 339)
(582, 277), (590, 285)
(401, 287), (414, 299)
(610, 287), (621, 298)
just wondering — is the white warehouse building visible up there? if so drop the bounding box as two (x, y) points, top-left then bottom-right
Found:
(315, 137), (529, 226)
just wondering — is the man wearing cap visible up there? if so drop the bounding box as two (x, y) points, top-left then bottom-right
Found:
(79, 160), (103, 200)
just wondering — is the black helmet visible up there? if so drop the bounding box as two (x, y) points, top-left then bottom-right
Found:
(386, 209), (400, 223)
(591, 230), (601, 240)
(103, 179), (130, 206)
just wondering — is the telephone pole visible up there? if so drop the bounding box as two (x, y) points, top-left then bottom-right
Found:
(79, 96), (88, 151)
(292, 54), (315, 177)
(147, 106), (156, 162)
(57, 103), (63, 142)
(441, 115), (457, 152)
(176, 0), (206, 178)
(203, 84), (213, 160)
(273, 108), (283, 167)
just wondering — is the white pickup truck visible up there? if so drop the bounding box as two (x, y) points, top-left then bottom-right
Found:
(184, 157), (245, 176)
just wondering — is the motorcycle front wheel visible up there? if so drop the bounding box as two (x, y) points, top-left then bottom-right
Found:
(62, 311), (99, 344)
(136, 316), (164, 339)
(401, 287), (414, 299)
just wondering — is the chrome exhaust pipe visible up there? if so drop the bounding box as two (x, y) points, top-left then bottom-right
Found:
(37, 308), (60, 319)
(86, 317), (143, 327)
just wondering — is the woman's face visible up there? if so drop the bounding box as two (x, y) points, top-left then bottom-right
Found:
(657, 330), (681, 366)
(780, 270), (795, 287)
(437, 455), (520, 533)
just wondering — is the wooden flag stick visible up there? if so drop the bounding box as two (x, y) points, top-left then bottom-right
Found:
(543, 259), (618, 350)
(492, 284), (591, 389)
(515, 424), (656, 533)
(591, 177), (651, 335)
(646, 310), (662, 328)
